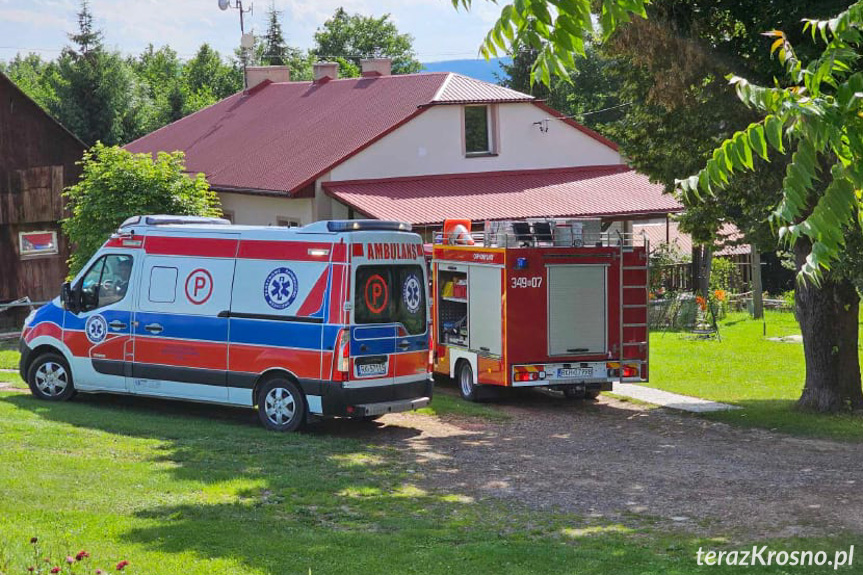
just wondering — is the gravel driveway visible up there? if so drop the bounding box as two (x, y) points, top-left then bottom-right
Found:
(320, 388), (863, 539)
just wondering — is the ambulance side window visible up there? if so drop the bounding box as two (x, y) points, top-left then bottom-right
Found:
(148, 266), (178, 303)
(354, 264), (426, 335)
(77, 254), (134, 311)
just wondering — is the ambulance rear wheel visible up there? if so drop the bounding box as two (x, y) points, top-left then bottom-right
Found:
(457, 361), (479, 402)
(257, 378), (306, 432)
(27, 352), (75, 402)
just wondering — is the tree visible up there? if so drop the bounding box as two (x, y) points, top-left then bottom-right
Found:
(313, 8), (422, 76)
(261, 2), (288, 66)
(50, 0), (138, 145)
(184, 43), (243, 106)
(63, 143), (222, 274)
(678, 2), (863, 411)
(0, 53), (60, 112)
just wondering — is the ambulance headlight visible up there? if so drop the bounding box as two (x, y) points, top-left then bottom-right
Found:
(23, 310), (37, 327)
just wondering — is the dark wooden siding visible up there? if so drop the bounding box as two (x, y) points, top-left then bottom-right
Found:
(0, 72), (85, 308)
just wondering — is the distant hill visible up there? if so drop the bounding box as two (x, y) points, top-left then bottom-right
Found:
(421, 58), (511, 84)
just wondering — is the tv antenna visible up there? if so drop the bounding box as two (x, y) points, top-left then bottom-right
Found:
(218, 0), (255, 89)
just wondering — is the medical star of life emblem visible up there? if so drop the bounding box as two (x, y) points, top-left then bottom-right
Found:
(85, 315), (108, 344)
(264, 267), (299, 310)
(402, 273), (422, 314)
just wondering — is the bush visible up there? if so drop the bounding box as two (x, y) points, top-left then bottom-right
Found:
(63, 143), (222, 275)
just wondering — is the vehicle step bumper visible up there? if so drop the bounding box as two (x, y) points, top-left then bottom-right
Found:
(357, 396), (431, 417)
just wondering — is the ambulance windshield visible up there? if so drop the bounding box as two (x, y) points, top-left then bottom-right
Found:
(355, 265), (427, 335)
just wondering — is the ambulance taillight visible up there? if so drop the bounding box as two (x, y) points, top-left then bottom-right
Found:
(427, 332), (434, 371)
(334, 329), (350, 381)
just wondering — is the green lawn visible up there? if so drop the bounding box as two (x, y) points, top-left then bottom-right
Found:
(0, 338), (20, 370)
(649, 311), (863, 441)
(0, 391), (856, 575)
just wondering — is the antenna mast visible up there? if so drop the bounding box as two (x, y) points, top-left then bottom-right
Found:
(218, 0), (254, 89)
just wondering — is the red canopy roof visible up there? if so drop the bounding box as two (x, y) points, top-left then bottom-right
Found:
(323, 165), (683, 225)
(125, 72), (536, 195)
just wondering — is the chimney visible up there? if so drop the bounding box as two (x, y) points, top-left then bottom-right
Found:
(360, 58), (392, 77)
(313, 62), (339, 83)
(245, 66), (290, 90)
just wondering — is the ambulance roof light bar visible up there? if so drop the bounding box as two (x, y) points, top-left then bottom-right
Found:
(119, 215), (232, 229)
(324, 220), (412, 232)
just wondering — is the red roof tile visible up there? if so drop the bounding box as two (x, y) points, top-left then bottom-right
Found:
(125, 72), (535, 195)
(633, 221), (750, 256)
(323, 166), (683, 225)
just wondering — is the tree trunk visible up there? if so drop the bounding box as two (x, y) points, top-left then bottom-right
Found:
(696, 245), (713, 300)
(750, 244), (763, 319)
(795, 242), (863, 412)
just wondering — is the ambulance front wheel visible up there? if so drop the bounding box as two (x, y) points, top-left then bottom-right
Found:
(27, 352), (75, 402)
(257, 377), (306, 432)
(457, 361), (480, 402)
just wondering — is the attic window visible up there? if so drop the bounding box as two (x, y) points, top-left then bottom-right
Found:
(464, 105), (495, 156)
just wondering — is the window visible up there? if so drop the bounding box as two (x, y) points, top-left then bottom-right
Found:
(19, 231), (58, 257)
(148, 266), (178, 303)
(464, 105), (493, 155)
(355, 265), (427, 335)
(276, 217), (301, 227)
(77, 254), (134, 311)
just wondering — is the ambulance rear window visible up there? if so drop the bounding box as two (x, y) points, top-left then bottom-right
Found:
(355, 265), (426, 335)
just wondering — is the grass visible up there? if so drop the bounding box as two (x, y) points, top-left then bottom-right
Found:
(0, 391), (856, 575)
(0, 338), (20, 370)
(649, 311), (863, 441)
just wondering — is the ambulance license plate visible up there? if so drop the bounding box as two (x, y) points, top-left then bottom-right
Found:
(558, 367), (592, 379)
(358, 363), (387, 376)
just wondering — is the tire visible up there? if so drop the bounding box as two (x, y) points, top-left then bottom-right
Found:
(27, 352), (75, 401)
(457, 361), (479, 402)
(562, 386), (586, 400)
(362, 414), (385, 422)
(257, 377), (306, 432)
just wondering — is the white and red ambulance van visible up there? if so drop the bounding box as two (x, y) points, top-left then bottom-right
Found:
(19, 215), (432, 431)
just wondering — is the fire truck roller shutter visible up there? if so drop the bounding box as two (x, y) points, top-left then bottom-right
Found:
(547, 265), (608, 356)
(468, 265), (502, 356)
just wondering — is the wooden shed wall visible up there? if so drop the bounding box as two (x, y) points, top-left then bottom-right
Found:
(0, 73), (84, 305)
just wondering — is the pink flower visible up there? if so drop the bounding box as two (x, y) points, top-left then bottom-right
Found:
(96, 569), (104, 575)
(66, 556), (75, 564)
(116, 560), (129, 571)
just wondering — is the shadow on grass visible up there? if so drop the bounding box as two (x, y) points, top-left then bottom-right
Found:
(0, 390), (741, 575)
(704, 398), (863, 442)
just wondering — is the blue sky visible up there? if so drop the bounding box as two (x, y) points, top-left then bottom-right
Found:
(0, 0), (505, 63)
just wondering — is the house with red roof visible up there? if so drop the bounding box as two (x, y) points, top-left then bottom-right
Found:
(126, 60), (681, 234)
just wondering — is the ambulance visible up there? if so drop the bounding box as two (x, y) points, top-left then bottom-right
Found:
(19, 215), (433, 431)
(431, 219), (649, 401)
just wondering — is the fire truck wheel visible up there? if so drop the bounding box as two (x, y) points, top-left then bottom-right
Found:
(27, 352), (76, 402)
(257, 378), (306, 432)
(457, 361), (479, 402)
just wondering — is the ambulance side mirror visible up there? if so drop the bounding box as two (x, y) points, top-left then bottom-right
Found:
(61, 282), (79, 313)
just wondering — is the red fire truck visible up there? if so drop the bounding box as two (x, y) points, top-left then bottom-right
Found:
(431, 219), (649, 401)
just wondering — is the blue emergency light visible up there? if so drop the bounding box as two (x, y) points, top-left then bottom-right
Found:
(515, 257), (529, 270)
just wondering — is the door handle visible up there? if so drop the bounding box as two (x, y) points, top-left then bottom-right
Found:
(109, 320), (128, 330)
(398, 341), (411, 349)
(144, 323), (164, 334)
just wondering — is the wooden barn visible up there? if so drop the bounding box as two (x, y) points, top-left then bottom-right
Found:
(0, 71), (84, 325)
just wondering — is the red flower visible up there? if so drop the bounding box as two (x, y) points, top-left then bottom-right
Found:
(50, 567), (61, 574)
(27, 567), (34, 572)
(96, 569), (104, 575)
(30, 537), (38, 544)
(116, 560), (129, 571)
(76, 551), (90, 561)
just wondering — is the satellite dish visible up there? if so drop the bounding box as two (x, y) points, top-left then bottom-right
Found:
(218, 0), (230, 11)
(240, 32), (255, 49)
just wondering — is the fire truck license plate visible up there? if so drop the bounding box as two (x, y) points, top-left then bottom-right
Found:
(558, 367), (592, 378)
(358, 363), (387, 376)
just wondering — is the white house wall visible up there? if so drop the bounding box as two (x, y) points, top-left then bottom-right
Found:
(218, 191), (314, 226)
(328, 102), (623, 182)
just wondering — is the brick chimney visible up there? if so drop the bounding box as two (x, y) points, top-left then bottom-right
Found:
(313, 62), (339, 83)
(245, 66), (290, 90)
(360, 58), (392, 77)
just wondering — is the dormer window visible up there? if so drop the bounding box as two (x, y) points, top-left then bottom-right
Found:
(464, 105), (496, 156)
